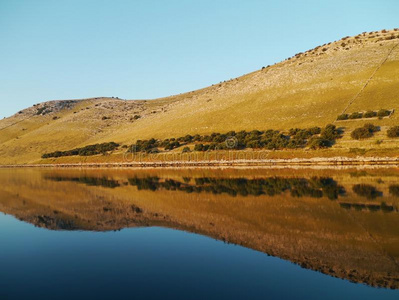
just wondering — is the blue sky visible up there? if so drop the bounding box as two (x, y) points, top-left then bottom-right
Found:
(0, 0), (398, 118)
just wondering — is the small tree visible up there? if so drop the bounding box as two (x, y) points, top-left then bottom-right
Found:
(337, 114), (349, 120)
(349, 112), (363, 119)
(320, 124), (341, 141)
(194, 144), (204, 151)
(363, 123), (379, 133)
(377, 109), (390, 118)
(364, 111), (377, 118)
(307, 137), (330, 149)
(351, 123), (378, 140)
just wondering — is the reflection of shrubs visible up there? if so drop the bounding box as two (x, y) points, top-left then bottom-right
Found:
(351, 123), (378, 140)
(46, 176), (120, 188)
(352, 184), (382, 199)
(387, 126), (399, 138)
(340, 202), (394, 213)
(127, 176), (345, 199)
(389, 185), (399, 197)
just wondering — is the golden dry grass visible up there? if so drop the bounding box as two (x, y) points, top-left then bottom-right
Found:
(1, 29), (399, 164)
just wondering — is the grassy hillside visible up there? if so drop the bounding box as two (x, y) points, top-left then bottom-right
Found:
(1, 29), (399, 164)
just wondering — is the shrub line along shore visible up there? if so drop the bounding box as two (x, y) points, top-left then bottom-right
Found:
(2, 156), (399, 168)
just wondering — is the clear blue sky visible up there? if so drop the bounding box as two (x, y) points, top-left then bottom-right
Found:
(0, 0), (398, 118)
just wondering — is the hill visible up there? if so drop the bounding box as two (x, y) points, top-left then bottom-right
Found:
(1, 29), (399, 165)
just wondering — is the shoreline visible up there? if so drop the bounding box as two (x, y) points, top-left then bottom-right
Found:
(1, 156), (399, 168)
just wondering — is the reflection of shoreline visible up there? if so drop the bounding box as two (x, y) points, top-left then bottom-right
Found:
(1, 168), (399, 289)
(2, 156), (399, 169)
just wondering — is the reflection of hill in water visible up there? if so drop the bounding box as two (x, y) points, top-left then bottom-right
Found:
(1, 168), (399, 289)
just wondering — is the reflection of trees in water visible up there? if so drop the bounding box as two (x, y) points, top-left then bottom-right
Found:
(340, 202), (395, 213)
(352, 184), (383, 199)
(45, 176), (120, 188)
(43, 175), (399, 211)
(127, 176), (346, 199)
(389, 185), (399, 197)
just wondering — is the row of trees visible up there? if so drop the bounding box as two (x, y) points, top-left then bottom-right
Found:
(350, 124), (399, 139)
(337, 109), (391, 121)
(42, 142), (119, 158)
(129, 125), (342, 153)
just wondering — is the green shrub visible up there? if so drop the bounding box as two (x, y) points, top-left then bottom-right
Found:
(308, 127), (321, 135)
(363, 123), (379, 133)
(192, 134), (201, 142)
(364, 111), (377, 118)
(351, 123), (378, 140)
(36, 106), (48, 115)
(337, 114), (349, 120)
(194, 144), (204, 151)
(377, 109), (390, 117)
(349, 112), (363, 119)
(164, 141), (180, 150)
(320, 124), (341, 141)
(183, 135), (193, 143)
(288, 128), (301, 136)
(182, 147), (190, 153)
(351, 128), (372, 139)
(307, 137), (331, 149)
(131, 139), (159, 153)
(42, 142), (119, 158)
(387, 126), (399, 138)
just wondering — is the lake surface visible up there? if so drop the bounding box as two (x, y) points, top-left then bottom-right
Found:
(1, 167), (399, 299)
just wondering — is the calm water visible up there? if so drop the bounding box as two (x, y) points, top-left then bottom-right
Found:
(1, 167), (399, 299)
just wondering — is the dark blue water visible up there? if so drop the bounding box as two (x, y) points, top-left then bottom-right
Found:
(0, 213), (397, 300)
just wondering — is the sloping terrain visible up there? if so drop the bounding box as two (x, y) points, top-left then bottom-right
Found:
(0, 29), (399, 164)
